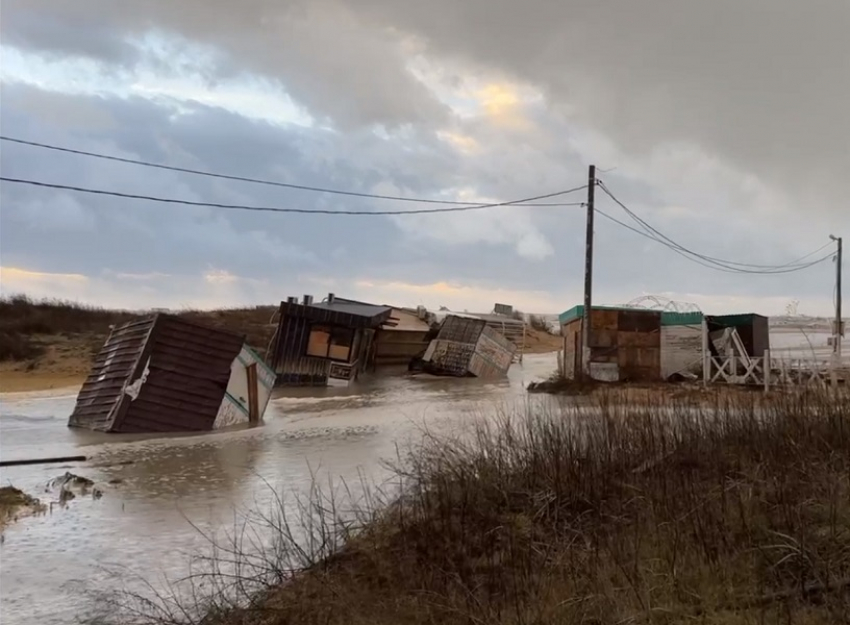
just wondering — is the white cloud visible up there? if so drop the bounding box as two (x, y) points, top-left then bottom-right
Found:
(0, 0), (846, 316)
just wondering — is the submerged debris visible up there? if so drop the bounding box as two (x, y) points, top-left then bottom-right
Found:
(526, 376), (597, 395)
(47, 472), (105, 504)
(0, 486), (46, 530)
(47, 471), (95, 492)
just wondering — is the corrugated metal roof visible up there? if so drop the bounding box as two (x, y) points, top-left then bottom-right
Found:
(279, 298), (392, 328)
(69, 314), (247, 433)
(432, 310), (525, 327)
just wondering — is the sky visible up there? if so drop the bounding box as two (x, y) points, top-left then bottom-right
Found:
(0, 1), (847, 316)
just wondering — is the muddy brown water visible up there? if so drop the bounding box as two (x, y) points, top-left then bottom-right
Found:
(0, 355), (557, 625)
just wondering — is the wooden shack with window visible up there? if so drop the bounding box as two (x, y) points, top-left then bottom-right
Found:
(269, 294), (393, 387)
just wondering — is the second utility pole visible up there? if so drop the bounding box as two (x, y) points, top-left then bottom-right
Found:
(834, 235), (843, 362)
(581, 165), (596, 379)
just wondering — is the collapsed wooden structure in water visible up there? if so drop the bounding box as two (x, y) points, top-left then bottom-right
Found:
(68, 297), (531, 429)
(420, 314), (517, 378)
(268, 294), (397, 387)
(68, 314), (274, 433)
(268, 295), (526, 386)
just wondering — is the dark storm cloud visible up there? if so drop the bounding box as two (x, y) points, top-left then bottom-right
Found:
(5, 0), (846, 214)
(0, 80), (838, 313)
(1, 0), (449, 129)
(354, 0), (850, 214)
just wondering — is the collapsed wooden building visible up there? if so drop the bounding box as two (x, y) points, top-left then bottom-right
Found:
(269, 294), (397, 387)
(268, 296), (523, 385)
(430, 309), (527, 362)
(373, 307), (432, 367)
(420, 314), (517, 378)
(68, 314), (274, 433)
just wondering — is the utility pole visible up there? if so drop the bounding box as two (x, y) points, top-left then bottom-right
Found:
(581, 165), (596, 379)
(831, 235), (843, 363)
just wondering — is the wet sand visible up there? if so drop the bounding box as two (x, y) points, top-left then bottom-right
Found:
(0, 369), (87, 394)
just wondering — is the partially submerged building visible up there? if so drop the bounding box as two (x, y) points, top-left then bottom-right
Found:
(374, 307), (432, 367)
(430, 309), (527, 362)
(269, 295), (393, 387)
(558, 305), (770, 383)
(68, 314), (274, 433)
(421, 314), (517, 378)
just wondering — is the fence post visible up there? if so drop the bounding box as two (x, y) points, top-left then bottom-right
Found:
(763, 350), (770, 393)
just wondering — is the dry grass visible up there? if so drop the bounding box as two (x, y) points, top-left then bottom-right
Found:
(0, 295), (278, 383)
(0, 296), (560, 390)
(92, 387), (850, 625)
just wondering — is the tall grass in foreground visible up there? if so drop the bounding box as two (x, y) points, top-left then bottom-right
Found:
(93, 388), (850, 625)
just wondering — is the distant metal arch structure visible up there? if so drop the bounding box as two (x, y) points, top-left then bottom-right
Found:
(624, 295), (702, 314)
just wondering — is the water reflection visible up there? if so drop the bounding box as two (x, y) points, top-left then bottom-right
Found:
(0, 355), (555, 625)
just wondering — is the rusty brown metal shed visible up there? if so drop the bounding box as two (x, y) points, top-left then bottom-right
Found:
(68, 314), (246, 433)
(560, 305), (662, 382)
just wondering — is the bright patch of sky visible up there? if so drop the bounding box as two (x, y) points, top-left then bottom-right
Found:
(0, 33), (315, 128)
(406, 55), (544, 121)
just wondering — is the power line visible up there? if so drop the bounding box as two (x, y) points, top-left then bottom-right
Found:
(593, 205), (833, 275)
(0, 175), (587, 216)
(0, 136), (585, 208)
(598, 179), (825, 271)
(596, 180), (834, 274)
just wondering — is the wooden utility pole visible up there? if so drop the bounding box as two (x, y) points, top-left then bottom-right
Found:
(581, 165), (596, 379)
(832, 235), (843, 362)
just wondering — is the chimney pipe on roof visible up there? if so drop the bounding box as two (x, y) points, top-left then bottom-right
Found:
(303, 294), (313, 306)
(328, 293), (335, 305)
(287, 296), (298, 304)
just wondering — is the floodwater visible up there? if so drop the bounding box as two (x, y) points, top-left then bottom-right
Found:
(0, 355), (558, 625)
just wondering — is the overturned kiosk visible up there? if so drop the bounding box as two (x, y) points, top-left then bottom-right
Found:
(418, 314), (517, 378)
(68, 313), (274, 433)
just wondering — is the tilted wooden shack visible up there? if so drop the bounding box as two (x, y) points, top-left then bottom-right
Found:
(68, 314), (274, 433)
(373, 307), (432, 367)
(421, 315), (516, 378)
(269, 294), (393, 387)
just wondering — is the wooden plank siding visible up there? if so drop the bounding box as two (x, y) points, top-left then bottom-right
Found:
(270, 300), (393, 386)
(559, 308), (662, 382)
(69, 314), (246, 433)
